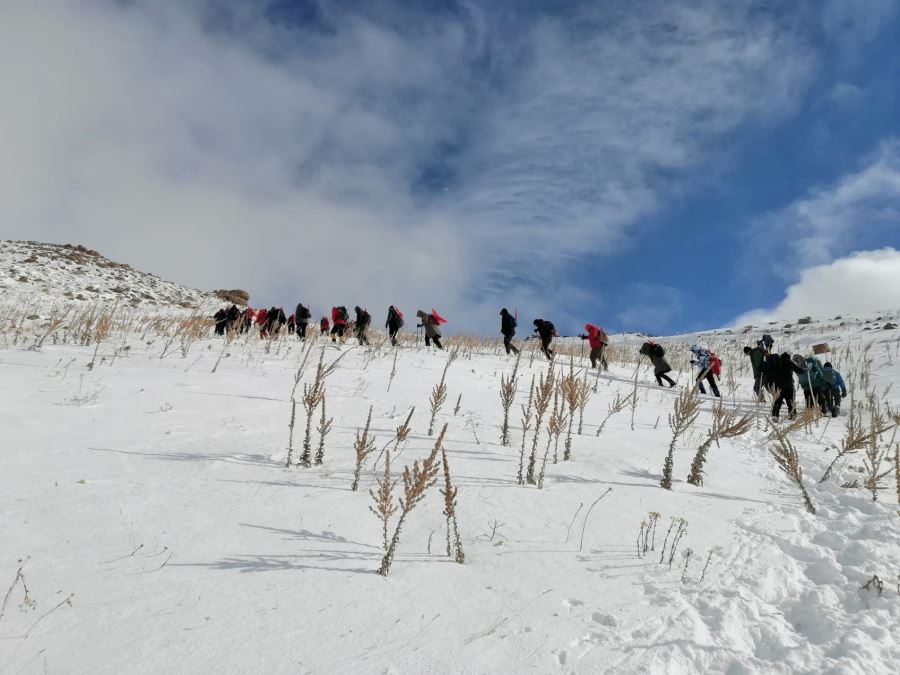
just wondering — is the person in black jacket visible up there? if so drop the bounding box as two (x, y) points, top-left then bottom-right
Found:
(354, 306), (371, 346)
(385, 306), (404, 346)
(500, 308), (519, 355)
(294, 302), (311, 340)
(266, 307), (287, 337)
(770, 352), (805, 420)
(213, 307), (228, 335)
(533, 319), (555, 360)
(639, 341), (675, 387)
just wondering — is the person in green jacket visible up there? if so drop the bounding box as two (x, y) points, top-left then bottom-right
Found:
(743, 344), (767, 400)
(794, 354), (828, 413)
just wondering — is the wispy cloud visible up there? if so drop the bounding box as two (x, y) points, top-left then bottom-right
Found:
(744, 138), (900, 280)
(0, 1), (828, 329)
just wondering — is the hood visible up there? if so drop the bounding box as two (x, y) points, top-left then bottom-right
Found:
(690, 345), (702, 354)
(416, 310), (426, 318)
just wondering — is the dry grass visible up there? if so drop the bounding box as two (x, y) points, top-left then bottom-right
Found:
(770, 431), (816, 514)
(351, 407), (377, 492)
(686, 403), (754, 487)
(378, 424), (448, 576)
(660, 388), (701, 490)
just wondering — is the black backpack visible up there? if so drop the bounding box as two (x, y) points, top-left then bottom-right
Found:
(764, 353), (780, 378)
(651, 344), (665, 358)
(297, 304), (311, 320)
(339, 306), (349, 321)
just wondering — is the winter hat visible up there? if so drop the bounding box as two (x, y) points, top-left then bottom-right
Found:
(584, 323), (592, 332)
(500, 308), (507, 315)
(824, 362), (833, 368)
(743, 346), (752, 355)
(534, 319), (540, 326)
(791, 354), (805, 367)
(690, 344), (702, 354)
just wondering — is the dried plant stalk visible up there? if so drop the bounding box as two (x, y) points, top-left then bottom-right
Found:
(596, 390), (634, 436)
(440, 449), (465, 563)
(660, 388), (701, 490)
(379, 424), (448, 576)
(562, 359), (580, 460)
(517, 375), (535, 485)
(769, 433), (816, 514)
(351, 407), (377, 491)
(370, 445), (398, 551)
(686, 403), (753, 486)
(428, 357), (454, 436)
(527, 367), (555, 485)
(499, 353), (521, 446)
(315, 393), (333, 465)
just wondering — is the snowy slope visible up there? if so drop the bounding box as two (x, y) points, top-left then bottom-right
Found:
(1, 268), (899, 674)
(0, 240), (221, 311)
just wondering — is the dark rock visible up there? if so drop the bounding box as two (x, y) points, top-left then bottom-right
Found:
(797, 317), (813, 325)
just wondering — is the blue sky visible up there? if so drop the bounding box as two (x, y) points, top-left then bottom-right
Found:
(2, 0), (900, 334)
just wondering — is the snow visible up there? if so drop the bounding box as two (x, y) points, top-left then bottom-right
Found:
(1, 279), (899, 673)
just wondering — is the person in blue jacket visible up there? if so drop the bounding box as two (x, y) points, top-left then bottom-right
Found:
(822, 362), (848, 417)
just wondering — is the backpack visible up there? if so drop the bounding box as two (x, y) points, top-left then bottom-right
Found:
(546, 321), (556, 335)
(823, 368), (836, 385)
(764, 353), (780, 379)
(510, 316), (518, 329)
(361, 310), (371, 326)
(339, 306), (349, 322)
(651, 343), (665, 358)
(708, 351), (722, 377)
(297, 304), (311, 320)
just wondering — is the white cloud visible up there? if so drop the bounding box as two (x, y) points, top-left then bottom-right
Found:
(746, 139), (900, 279)
(734, 248), (900, 325)
(0, 1), (821, 329)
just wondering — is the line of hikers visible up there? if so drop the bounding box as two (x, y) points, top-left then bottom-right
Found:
(213, 304), (448, 349)
(743, 335), (847, 420)
(214, 306), (848, 418)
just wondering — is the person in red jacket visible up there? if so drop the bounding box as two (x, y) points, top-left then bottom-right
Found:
(319, 316), (330, 336)
(256, 307), (269, 338)
(330, 306), (349, 343)
(580, 323), (609, 370)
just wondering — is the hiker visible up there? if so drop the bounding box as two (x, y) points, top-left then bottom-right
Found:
(690, 345), (721, 397)
(769, 352), (805, 420)
(256, 307), (269, 338)
(239, 308), (253, 334)
(295, 302), (311, 340)
(319, 316), (330, 336)
(225, 305), (240, 333)
(266, 307), (287, 337)
(499, 308), (519, 355)
(743, 344), (767, 400)
(213, 307), (228, 336)
(330, 306), (349, 342)
(416, 309), (444, 349)
(580, 324), (609, 370)
(822, 362), (847, 417)
(533, 319), (556, 360)
(640, 340), (675, 387)
(385, 306), (404, 346)
(796, 354), (828, 413)
(354, 306), (372, 345)
(287, 314), (296, 334)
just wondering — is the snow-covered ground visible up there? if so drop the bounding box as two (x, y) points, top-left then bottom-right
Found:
(1, 279), (899, 673)
(0, 240), (220, 312)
